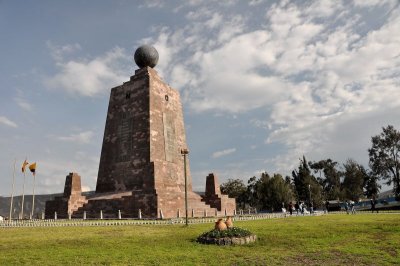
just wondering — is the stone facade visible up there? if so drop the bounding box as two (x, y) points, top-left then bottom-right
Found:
(45, 173), (87, 219)
(46, 65), (236, 219)
(201, 173), (236, 213)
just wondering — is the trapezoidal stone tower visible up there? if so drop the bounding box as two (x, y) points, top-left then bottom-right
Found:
(46, 45), (235, 219)
(75, 45), (234, 218)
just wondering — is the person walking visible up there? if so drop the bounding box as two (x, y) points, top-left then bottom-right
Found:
(350, 201), (356, 214)
(371, 198), (379, 213)
(300, 202), (305, 215)
(295, 202), (299, 215)
(370, 198), (376, 213)
(325, 200), (329, 214)
(289, 202), (293, 215)
(345, 201), (349, 214)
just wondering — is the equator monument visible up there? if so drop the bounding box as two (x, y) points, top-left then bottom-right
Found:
(45, 45), (235, 219)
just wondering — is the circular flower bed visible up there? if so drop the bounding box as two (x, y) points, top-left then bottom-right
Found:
(197, 227), (257, 246)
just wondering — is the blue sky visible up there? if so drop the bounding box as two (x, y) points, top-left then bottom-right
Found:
(1, 0), (399, 196)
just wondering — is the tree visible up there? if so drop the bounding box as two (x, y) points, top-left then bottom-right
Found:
(246, 176), (259, 208)
(249, 172), (294, 212)
(292, 156), (311, 202)
(364, 172), (381, 199)
(220, 179), (247, 208)
(292, 156), (323, 207)
(341, 159), (367, 201)
(368, 125), (400, 198)
(309, 159), (342, 200)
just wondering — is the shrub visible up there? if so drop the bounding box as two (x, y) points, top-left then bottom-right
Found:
(198, 227), (252, 239)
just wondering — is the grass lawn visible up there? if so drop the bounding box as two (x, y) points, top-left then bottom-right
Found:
(0, 214), (399, 265)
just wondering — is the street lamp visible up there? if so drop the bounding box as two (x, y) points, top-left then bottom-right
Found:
(308, 184), (312, 213)
(181, 148), (189, 226)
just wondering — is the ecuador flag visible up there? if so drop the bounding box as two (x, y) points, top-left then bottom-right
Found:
(22, 160), (29, 173)
(29, 162), (36, 176)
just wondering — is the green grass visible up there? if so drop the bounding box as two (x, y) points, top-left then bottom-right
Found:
(0, 214), (399, 265)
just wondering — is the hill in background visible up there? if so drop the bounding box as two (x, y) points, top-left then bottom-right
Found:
(0, 192), (95, 219)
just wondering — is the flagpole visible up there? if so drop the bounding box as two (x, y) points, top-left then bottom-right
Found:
(20, 158), (27, 219)
(31, 172), (36, 219)
(9, 158), (16, 221)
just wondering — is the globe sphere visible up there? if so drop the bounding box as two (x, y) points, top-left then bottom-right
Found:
(134, 45), (159, 68)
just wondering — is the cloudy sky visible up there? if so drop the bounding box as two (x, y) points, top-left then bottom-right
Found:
(1, 0), (399, 197)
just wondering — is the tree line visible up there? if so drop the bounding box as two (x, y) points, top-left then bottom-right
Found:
(221, 125), (400, 211)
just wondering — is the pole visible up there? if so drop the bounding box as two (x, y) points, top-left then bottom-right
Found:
(181, 149), (189, 226)
(20, 168), (27, 219)
(9, 158), (16, 221)
(31, 172), (36, 219)
(308, 184), (312, 212)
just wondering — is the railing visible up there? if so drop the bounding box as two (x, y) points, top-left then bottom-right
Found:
(0, 212), (321, 228)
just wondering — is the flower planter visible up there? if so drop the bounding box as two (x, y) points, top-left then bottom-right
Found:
(197, 234), (257, 246)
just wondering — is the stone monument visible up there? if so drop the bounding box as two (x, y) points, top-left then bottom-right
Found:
(45, 173), (87, 218)
(45, 45), (235, 219)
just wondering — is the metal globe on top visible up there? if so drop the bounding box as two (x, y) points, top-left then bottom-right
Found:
(134, 45), (159, 68)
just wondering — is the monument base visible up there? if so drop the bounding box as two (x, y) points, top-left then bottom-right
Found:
(45, 172), (236, 219)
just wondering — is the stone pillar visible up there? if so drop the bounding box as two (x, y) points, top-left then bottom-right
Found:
(68, 212), (71, 220)
(54, 212), (57, 220)
(100, 210), (103, 220)
(204, 209), (207, 217)
(215, 209), (218, 217)
(83, 211), (86, 220)
(205, 173), (221, 197)
(138, 209), (142, 219)
(177, 209), (180, 218)
(159, 209), (164, 219)
(224, 209), (227, 216)
(234, 209), (237, 216)
(191, 209), (195, 217)
(118, 210), (121, 220)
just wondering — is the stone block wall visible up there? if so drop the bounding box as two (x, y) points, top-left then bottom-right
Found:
(45, 173), (87, 218)
(201, 173), (236, 215)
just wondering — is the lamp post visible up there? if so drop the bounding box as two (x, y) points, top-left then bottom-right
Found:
(181, 148), (189, 226)
(308, 184), (312, 213)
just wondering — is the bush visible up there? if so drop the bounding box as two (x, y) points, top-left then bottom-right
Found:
(198, 227), (252, 239)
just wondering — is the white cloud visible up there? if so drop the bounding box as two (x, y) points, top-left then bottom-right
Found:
(353, 0), (397, 8)
(249, 0), (264, 6)
(145, 1), (400, 176)
(46, 41), (81, 61)
(212, 148), (236, 158)
(45, 47), (129, 97)
(14, 97), (33, 111)
(0, 116), (17, 128)
(56, 131), (94, 144)
(139, 0), (164, 9)
(37, 155), (99, 194)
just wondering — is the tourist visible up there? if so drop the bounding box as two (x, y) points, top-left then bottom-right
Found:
(300, 202), (305, 215)
(371, 198), (379, 213)
(371, 198), (375, 213)
(350, 201), (356, 214)
(288, 202), (293, 215)
(344, 201), (349, 214)
(325, 200), (329, 214)
(295, 202), (299, 215)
